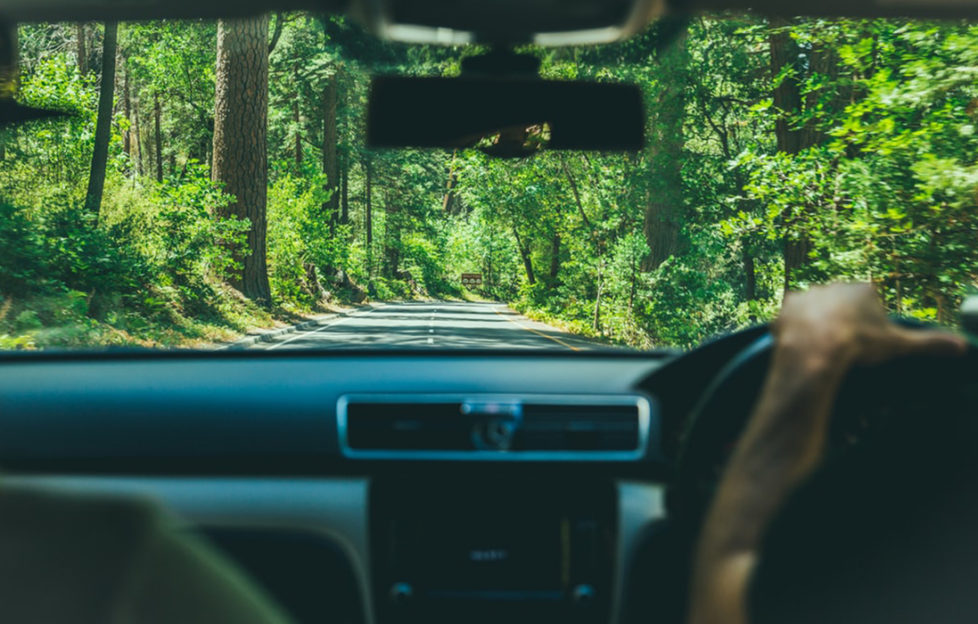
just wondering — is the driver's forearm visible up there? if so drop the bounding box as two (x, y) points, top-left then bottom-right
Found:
(688, 346), (847, 624)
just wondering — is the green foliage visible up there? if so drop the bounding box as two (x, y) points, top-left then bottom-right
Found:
(3, 14), (977, 350)
(0, 202), (46, 296)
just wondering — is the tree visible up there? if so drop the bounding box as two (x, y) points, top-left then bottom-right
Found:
(7, 14), (978, 351)
(121, 57), (131, 159)
(364, 155), (373, 277)
(769, 19), (812, 293)
(768, 19), (843, 294)
(153, 90), (163, 182)
(84, 21), (117, 218)
(321, 69), (339, 224)
(212, 15), (271, 302)
(643, 21), (690, 271)
(75, 24), (88, 76)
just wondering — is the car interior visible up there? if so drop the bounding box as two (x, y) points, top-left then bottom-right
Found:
(1, 1), (978, 624)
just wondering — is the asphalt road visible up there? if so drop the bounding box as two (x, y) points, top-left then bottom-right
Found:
(248, 301), (606, 351)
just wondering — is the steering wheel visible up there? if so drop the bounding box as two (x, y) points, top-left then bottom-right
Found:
(673, 323), (978, 527)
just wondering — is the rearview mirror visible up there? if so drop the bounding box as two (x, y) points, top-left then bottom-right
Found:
(367, 76), (645, 157)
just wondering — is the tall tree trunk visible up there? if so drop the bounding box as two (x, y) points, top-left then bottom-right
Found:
(122, 62), (131, 160)
(268, 12), (284, 55)
(292, 65), (302, 168)
(512, 226), (536, 285)
(560, 155), (593, 232)
(549, 231), (561, 283)
(642, 22), (689, 271)
(770, 21), (805, 155)
(364, 159), (373, 246)
(743, 246), (757, 310)
(593, 264), (604, 332)
(132, 93), (144, 176)
(770, 19), (816, 295)
(213, 16), (271, 303)
(442, 150), (458, 213)
(153, 91), (163, 182)
(628, 255), (637, 317)
(75, 24), (88, 76)
(364, 158), (373, 276)
(202, 115), (213, 168)
(383, 192), (399, 277)
(84, 21), (117, 219)
(340, 154), (349, 224)
(321, 71), (338, 226)
(486, 236), (494, 291)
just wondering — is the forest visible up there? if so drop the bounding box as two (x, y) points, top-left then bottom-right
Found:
(1, 14), (977, 350)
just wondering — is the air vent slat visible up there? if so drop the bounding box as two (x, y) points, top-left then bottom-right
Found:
(345, 402), (469, 450)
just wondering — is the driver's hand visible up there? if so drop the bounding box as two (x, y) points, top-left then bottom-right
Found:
(775, 283), (967, 369)
(762, 282), (967, 482)
(689, 286), (966, 624)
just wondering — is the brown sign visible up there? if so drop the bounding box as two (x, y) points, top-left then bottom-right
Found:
(461, 273), (483, 287)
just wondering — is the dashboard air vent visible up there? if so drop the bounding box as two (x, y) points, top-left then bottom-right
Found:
(518, 404), (640, 451)
(338, 394), (653, 461)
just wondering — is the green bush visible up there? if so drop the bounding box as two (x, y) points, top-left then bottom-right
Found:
(13, 309), (42, 331)
(0, 202), (47, 296)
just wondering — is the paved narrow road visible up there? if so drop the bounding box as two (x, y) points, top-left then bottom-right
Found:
(249, 301), (605, 351)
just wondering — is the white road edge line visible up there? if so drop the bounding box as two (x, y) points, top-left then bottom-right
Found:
(265, 305), (379, 351)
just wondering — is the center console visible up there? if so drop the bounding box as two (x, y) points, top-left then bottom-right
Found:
(370, 478), (617, 624)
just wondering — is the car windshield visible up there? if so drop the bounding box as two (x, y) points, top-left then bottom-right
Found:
(1, 14), (976, 352)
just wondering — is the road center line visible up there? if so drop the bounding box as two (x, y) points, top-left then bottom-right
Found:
(492, 306), (581, 352)
(265, 305), (378, 350)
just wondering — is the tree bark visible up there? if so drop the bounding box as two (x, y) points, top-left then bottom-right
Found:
(213, 16), (271, 303)
(268, 12), (284, 55)
(383, 191), (399, 277)
(642, 22), (689, 271)
(321, 71), (338, 225)
(549, 231), (561, 283)
(743, 246), (757, 302)
(628, 254), (637, 316)
(512, 226), (536, 285)
(769, 21), (805, 155)
(122, 61), (131, 159)
(75, 24), (88, 76)
(292, 64), (302, 168)
(442, 150), (458, 213)
(593, 265), (604, 332)
(84, 21), (117, 219)
(560, 155), (593, 233)
(340, 154), (349, 224)
(364, 158), (373, 246)
(364, 158), (373, 277)
(132, 93), (144, 176)
(153, 91), (163, 182)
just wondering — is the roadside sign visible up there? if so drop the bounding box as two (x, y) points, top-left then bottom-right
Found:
(461, 273), (483, 287)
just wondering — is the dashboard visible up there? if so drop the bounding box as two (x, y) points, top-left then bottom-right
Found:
(0, 349), (687, 624)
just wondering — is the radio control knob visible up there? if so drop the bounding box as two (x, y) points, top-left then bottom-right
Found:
(390, 582), (414, 605)
(572, 584), (596, 606)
